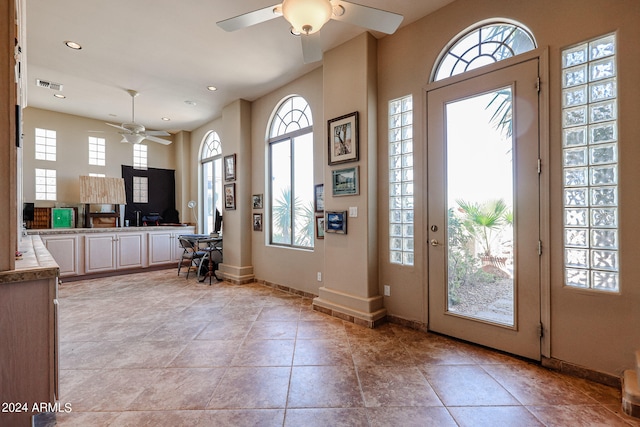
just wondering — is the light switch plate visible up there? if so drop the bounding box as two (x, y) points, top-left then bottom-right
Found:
(349, 207), (358, 217)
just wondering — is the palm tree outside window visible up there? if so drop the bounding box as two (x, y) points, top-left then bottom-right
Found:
(268, 96), (314, 248)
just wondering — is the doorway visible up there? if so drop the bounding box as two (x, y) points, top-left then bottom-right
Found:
(427, 58), (541, 360)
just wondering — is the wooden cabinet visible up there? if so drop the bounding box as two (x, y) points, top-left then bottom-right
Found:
(148, 231), (182, 266)
(41, 234), (80, 277)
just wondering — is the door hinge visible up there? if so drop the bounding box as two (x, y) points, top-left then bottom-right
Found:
(537, 158), (542, 174)
(537, 240), (542, 256)
(538, 322), (544, 338)
(536, 77), (541, 93)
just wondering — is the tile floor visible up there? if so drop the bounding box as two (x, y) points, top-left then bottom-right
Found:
(54, 269), (639, 426)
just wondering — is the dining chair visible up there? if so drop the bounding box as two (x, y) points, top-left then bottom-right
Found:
(177, 236), (207, 279)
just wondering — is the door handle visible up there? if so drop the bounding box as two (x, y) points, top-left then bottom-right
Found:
(430, 239), (441, 246)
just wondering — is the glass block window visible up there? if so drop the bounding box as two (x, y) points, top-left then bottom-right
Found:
(35, 128), (56, 161)
(133, 144), (147, 170)
(35, 168), (56, 201)
(389, 95), (414, 266)
(433, 22), (536, 82)
(89, 173), (105, 178)
(562, 33), (618, 292)
(133, 176), (148, 203)
(88, 136), (106, 166)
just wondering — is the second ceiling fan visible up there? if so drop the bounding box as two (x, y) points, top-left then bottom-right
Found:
(105, 90), (172, 145)
(217, 0), (403, 63)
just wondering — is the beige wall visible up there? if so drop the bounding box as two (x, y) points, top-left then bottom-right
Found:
(16, 0), (640, 378)
(377, 0), (640, 376)
(22, 108), (177, 208)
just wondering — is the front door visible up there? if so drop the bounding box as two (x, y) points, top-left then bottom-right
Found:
(427, 58), (541, 360)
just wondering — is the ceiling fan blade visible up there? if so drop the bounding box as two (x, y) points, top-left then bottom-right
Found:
(301, 33), (323, 64)
(145, 130), (171, 136)
(145, 135), (172, 145)
(105, 122), (128, 131)
(332, 0), (403, 34)
(217, 4), (282, 32)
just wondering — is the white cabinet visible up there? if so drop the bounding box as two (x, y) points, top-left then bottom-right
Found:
(85, 232), (145, 273)
(41, 234), (80, 277)
(116, 232), (145, 269)
(148, 231), (183, 266)
(85, 233), (117, 273)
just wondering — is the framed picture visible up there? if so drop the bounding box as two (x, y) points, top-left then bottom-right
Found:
(224, 183), (236, 210)
(224, 154), (236, 181)
(332, 166), (359, 196)
(252, 194), (263, 209)
(315, 215), (325, 239)
(328, 111), (359, 165)
(314, 184), (324, 212)
(325, 211), (347, 234)
(253, 213), (263, 231)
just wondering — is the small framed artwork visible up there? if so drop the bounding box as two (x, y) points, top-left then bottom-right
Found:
(314, 184), (324, 212)
(224, 154), (236, 181)
(328, 111), (359, 165)
(332, 166), (359, 196)
(253, 213), (263, 231)
(224, 183), (236, 210)
(325, 211), (347, 234)
(315, 215), (325, 239)
(252, 194), (263, 209)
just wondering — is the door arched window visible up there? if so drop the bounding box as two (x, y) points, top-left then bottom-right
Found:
(200, 131), (222, 234)
(433, 22), (536, 82)
(268, 96), (314, 248)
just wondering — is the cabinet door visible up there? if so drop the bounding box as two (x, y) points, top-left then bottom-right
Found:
(117, 233), (144, 269)
(148, 232), (174, 265)
(42, 235), (79, 276)
(85, 234), (116, 273)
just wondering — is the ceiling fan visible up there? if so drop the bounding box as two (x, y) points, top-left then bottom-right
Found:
(217, 0), (403, 63)
(105, 89), (171, 145)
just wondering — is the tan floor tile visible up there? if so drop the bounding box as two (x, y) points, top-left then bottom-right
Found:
(207, 367), (291, 409)
(293, 338), (353, 366)
(357, 366), (443, 407)
(527, 404), (633, 426)
(109, 410), (204, 427)
(199, 409), (285, 426)
(284, 408), (369, 427)
(448, 406), (544, 426)
(231, 339), (295, 366)
(196, 319), (253, 340)
(288, 366), (364, 408)
(366, 407), (458, 427)
(169, 339), (241, 367)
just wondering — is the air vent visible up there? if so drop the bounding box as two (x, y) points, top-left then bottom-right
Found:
(36, 79), (63, 91)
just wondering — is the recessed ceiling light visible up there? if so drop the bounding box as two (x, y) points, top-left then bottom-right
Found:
(64, 40), (82, 50)
(207, 86), (217, 91)
(184, 100), (197, 106)
(161, 117), (171, 121)
(53, 93), (66, 99)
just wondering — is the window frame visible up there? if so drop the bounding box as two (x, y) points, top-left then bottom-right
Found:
(267, 96), (314, 249)
(200, 131), (222, 235)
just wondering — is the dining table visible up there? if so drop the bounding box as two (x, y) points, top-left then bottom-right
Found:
(178, 234), (223, 283)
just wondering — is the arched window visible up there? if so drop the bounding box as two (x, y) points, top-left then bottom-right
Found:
(433, 22), (536, 82)
(268, 96), (314, 248)
(200, 131), (222, 234)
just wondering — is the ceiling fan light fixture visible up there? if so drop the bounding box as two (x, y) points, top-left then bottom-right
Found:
(123, 133), (145, 144)
(282, 0), (332, 35)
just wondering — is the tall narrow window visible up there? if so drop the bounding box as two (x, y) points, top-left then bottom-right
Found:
(35, 168), (56, 201)
(389, 95), (414, 265)
(88, 136), (106, 166)
(562, 34), (618, 292)
(35, 128), (56, 161)
(269, 96), (314, 248)
(133, 144), (147, 170)
(200, 132), (222, 234)
(133, 176), (148, 203)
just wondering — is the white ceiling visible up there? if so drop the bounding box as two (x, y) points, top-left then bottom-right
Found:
(25, 0), (453, 134)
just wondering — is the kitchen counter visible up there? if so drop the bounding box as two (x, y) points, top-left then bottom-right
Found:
(27, 224), (192, 235)
(0, 235), (58, 284)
